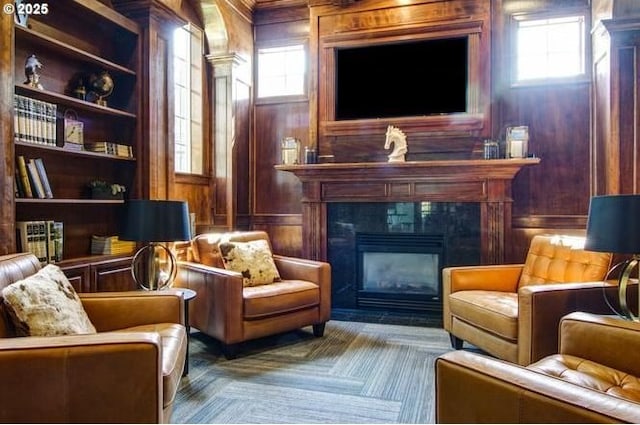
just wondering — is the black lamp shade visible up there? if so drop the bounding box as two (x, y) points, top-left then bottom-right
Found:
(120, 200), (191, 243)
(585, 194), (640, 254)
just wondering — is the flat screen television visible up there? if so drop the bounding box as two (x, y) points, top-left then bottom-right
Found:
(335, 37), (468, 121)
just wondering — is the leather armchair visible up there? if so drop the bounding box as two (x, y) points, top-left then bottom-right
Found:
(443, 235), (613, 365)
(174, 231), (331, 358)
(436, 312), (640, 423)
(0, 252), (187, 423)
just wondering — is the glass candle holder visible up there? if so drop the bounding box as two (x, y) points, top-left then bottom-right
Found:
(281, 137), (300, 165)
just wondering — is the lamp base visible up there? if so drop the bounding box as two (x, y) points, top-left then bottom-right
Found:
(617, 256), (639, 321)
(131, 243), (177, 290)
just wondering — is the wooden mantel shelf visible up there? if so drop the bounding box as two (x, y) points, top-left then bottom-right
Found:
(275, 158), (540, 181)
(276, 158), (540, 263)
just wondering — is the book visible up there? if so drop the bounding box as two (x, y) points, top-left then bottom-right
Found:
(15, 168), (25, 198)
(91, 235), (136, 255)
(47, 221), (63, 263)
(16, 220), (48, 264)
(16, 155), (33, 198)
(27, 159), (45, 198)
(15, 221), (29, 253)
(13, 95), (58, 146)
(17, 220), (63, 264)
(33, 158), (53, 198)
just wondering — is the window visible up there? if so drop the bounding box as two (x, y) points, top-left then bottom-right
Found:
(257, 44), (305, 98)
(514, 14), (586, 83)
(173, 23), (204, 174)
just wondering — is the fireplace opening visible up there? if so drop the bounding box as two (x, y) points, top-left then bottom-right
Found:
(356, 233), (444, 312)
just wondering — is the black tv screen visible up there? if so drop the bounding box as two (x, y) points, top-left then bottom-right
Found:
(335, 38), (468, 120)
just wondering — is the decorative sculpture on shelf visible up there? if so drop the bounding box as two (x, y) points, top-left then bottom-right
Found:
(384, 125), (407, 163)
(89, 71), (114, 107)
(24, 54), (43, 90)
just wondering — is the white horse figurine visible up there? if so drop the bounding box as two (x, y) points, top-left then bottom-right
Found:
(384, 125), (407, 163)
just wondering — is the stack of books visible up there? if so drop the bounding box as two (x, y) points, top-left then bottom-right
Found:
(84, 142), (134, 158)
(15, 155), (53, 198)
(16, 220), (63, 265)
(91, 235), (136, 255)
(13, 94), (58, 147)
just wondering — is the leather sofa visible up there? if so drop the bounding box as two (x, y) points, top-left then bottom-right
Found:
(443, 234), (613, 365)
(174, 231), (331, 358)
(0, 252), (187, 423)
(436, 312), (640, 423)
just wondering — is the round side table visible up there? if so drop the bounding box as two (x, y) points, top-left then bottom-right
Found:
(174, 288), (197, 376)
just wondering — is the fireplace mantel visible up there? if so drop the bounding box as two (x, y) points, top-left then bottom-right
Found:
(276, 158), (540, 263)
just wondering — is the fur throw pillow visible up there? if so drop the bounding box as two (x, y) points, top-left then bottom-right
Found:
(219, 239), (281, 286)
(1, 264), (96, 336)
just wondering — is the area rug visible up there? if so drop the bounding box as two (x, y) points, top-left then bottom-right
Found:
(172, 320), (453, 423)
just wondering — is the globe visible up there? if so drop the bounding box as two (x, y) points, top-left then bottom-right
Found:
(89, 71), (114, 106)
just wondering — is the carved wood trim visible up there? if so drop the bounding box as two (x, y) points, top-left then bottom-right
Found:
(277, 159), (539, 262)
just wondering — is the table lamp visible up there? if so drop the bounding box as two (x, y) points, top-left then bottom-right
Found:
(585, 194), (640, 321)
(120, 200), (191, 290)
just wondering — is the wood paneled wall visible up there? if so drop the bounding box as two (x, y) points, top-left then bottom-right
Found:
(496, 0), (593, 261)
(251, 5), (309, 254)
(252, 0), (596, 261)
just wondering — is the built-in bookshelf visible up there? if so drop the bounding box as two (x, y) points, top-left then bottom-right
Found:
(10, 0), (140, 264)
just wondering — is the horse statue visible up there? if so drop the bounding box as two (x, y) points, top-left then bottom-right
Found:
(384, 125), (407, 163)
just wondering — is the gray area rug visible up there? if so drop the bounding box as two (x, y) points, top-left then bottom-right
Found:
(172, 321), (453, 424)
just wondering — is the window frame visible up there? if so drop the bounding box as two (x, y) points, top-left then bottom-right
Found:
(510, 9), (591, 88)
(255, 40), (309, 105)
(173, 22), (206, 176)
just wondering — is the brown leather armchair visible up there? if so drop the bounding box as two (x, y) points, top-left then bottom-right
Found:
(443, 235), (613, 365)
(174, 231), (331, 358)
(436, 312), (640, 423)
(0, 252), (187, 423)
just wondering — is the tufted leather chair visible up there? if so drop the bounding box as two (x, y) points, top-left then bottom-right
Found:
(443, 235), (614, 365)
(436, 312), (640, 423)
(0, 252), (187, 423)
(174, 231), (331, 358)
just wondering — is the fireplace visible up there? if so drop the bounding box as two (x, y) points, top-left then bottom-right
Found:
(356, 233), (444, 312)
(275, 159), (540, 321)
(328, 202), (480, 317)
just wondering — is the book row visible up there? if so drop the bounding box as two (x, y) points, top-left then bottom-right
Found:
(91, 235), (136, 255)
(16, 220), (64, 265)
(85, 141), (134, 158)
(15, 155), (53, 199)
(14, 94), (57, 147)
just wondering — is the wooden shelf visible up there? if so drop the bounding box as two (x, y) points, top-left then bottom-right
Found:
(16, 198), (125, 204)
(15, 84), (136, 118)
(16, 25), (136, 76)
(15, 141), (135, 161)
(72, 0), (139, 34)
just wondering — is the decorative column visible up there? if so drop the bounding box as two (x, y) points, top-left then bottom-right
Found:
(207, 53), (251, 230)
(591, 1), (640, 195)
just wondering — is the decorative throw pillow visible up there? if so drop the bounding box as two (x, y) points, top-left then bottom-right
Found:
(1, 264), (96, 336)
(219, 239), (281, 286)
(193, 234), (225, 268)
